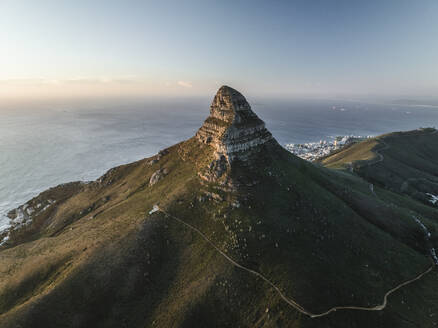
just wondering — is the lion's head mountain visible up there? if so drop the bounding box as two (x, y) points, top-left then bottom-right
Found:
(0, 87), (437, 328)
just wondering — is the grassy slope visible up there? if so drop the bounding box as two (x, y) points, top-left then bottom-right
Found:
(321, 128), (438, 206)
(320, 139), (379, 169)
(0, 137), (437, 327)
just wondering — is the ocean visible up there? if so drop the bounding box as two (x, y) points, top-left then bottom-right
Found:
(1, 97), (438, 230)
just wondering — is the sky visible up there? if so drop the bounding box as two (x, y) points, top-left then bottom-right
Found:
(1, 0), (437, 100)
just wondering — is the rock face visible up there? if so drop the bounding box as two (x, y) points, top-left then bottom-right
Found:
(149, 168), (169, 186)
(196, 86), (275, 164)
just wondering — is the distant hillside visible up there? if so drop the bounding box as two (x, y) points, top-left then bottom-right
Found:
(1, 88), (437, 328)
(320, 128), (438, 205)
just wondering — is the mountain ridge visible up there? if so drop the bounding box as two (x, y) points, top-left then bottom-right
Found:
(0, 87), (437, 328)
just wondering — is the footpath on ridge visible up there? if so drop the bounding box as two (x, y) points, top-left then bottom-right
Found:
(151, 207), (435, 319)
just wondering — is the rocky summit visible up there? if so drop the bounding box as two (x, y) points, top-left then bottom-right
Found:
(196, 86), (277, 185)
(196, 86), (275, 163)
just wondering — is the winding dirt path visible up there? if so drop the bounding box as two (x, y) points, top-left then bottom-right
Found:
(362, 139), (389, 168)
(366, 128), (438, 169)
(360, 129), (438, 198)
(155, 207), (435, 319)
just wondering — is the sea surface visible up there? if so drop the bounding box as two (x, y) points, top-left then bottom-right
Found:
(1, 97), (438, 230)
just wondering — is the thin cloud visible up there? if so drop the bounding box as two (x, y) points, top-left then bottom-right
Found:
(0, 78), (47, 85)
(177, 81), (193, 88)
(0, 77), (138, 86)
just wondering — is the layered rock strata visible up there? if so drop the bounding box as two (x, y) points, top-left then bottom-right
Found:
(195, 86), (276, 186)
(196, 85), (274, 163)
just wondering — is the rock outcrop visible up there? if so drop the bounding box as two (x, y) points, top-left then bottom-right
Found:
(196, 86), (275, 164)
(149, 168), (169, 186)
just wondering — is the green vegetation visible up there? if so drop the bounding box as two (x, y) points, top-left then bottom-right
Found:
(1, 131), (438, 327)
(319, 139), (379, 169)
(322, 128), (438, 203)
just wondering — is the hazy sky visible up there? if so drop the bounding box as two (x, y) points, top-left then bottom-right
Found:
(1, 0), (437, 99)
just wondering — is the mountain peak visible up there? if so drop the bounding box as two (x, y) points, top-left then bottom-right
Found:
(196, 86), (275, 164)
(210, 85), (251, 120)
